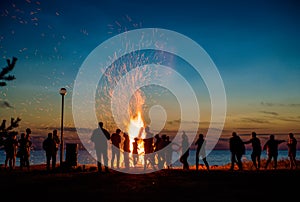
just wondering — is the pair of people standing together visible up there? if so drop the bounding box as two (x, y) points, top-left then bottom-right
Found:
(179, 132), (210, 171)
(42, 129), (60, 171)
(91, 122), (133, 172)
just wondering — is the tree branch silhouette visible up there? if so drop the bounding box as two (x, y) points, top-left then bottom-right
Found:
(0, 57), (21, 146)
(0, 57), (17, 86)
(0, 57), (18, 109)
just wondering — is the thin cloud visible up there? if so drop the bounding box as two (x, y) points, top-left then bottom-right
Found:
(167, 119), (224, 126)
(260, 102), (275, 107)
(38, 127), (91, 132)
(259, 111), (278, 116)
(276, 117), (300, 123)
(261, 101), (300, 107)
(288, 104), (300, 107)
(240, 117), (270, 124)
(167, 119), (199, 125)
(167, 119), (180, 125)
(236, 127), (266, 130)
(0, 101), (13, 108)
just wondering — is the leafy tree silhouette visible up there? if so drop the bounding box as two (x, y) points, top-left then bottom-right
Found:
(0, 57), (21, 146)
(0, 57), (17, 86)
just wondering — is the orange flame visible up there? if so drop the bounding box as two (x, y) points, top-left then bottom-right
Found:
(127, 111), (146, 154)
(128, 112), (145, 138)
(125, 90), (147, 167)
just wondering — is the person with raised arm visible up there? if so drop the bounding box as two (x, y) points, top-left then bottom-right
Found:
(243, 132), (262, 170)
(263, 134), (285, 170)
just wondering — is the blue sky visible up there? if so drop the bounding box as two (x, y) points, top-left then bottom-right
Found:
(1, 0), (300, 140)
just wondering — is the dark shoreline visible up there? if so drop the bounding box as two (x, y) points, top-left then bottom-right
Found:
(1, 164), (299, 202)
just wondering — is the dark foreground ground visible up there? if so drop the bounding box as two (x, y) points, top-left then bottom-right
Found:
(0, 164), (299, 202)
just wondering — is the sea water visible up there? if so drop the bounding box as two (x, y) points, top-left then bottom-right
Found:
(1, 149), (298, 168)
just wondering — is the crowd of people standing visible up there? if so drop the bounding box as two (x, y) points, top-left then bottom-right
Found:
(91, 122), (178, 172)
(0, 122), (298, 173)
(2, 128), (32, 171)
(91, 122), (298, 172)
(1, 127), (61, 172)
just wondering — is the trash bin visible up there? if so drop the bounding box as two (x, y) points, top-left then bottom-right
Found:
(65, 143), (78, 167)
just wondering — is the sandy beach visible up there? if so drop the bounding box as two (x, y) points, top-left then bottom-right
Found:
(1, 162), (298, 202)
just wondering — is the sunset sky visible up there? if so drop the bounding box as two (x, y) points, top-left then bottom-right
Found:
(1, 0), (300, 148)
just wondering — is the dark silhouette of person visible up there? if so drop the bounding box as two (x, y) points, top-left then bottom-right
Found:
(52, 129), (60, 165)
(154, 134), (161, 152)
(154, 134), (165, 169)
(195, 133), (209, 171)
(123, 132), (131, 170)
(132, 137), (139, 166)
(143, 126), (156, 170)
(287, 133), (297, 169)
(4, 132), (18, 170)
(43, 132), (57, 171)
(229, 132), (245, 171)
(164, 135), (177, 169)
(164, 135), (181, 169)
(263, 134), (285, 169)
(111, 128), (122, 169)
(91, 122), (111, 173)
(179, 131), (190, 170)
(24, 128), (32, 169)
(17, 132), (31, 170)
(243, 132), (262, 170)
(160, 134), (169, 169)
